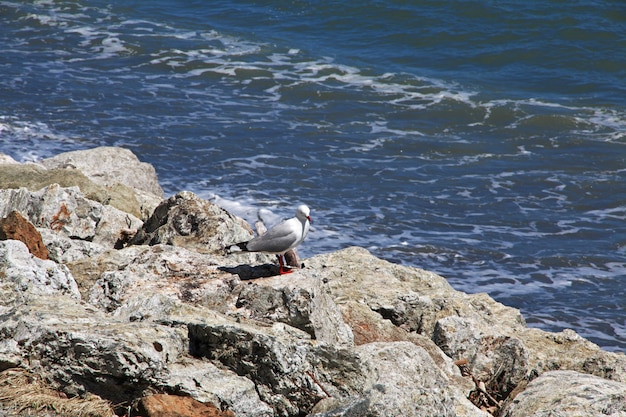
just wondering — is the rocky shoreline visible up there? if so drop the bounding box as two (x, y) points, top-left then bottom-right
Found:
(0, 147), (624, 417)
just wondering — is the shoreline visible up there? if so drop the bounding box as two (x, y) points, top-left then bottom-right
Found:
(0, 146), (624, 417)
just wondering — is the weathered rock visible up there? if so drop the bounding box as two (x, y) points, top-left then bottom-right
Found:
(77, 244), (232, 312)
(38, 227), (108, 264)
(0, 240), (79, 299)
(166, 358), (275, 417)
(0, 150), (162, 221)
(309, 341), (467, 417)
(2, 146), (626, 417)
(433, 315), (529, 400)
(138, 394), (235, 417)
(0, 210), (49, 259)
(0, 293), (188, 408)
(306, 247), (626, 394)
(499, 370), (626, 417)
(0, 184), (142, 252)
(128, 191), (266, 259)
(0, 153), (18, 164)
(189, 317), (485, 417)
(41, 146), (164, 198)
(0, 163), (110, 205)
(231, 274), (354, 346)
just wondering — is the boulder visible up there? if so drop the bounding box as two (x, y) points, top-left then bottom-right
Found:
(1, 146), (625, 417)
(128, 191), (265, 259)
(0, 240), (79, 300)
(0, 163), (110, 205)
(499, 370), (626, 417)
(0, 184), (142, 254)
(0, 162), (156, 221)
(41, 146), (164, 198)
(0, 153), (18, 164)
(0, 210), (49, 259)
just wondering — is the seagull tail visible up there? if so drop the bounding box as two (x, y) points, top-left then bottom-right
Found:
(225, 241), (248, 255)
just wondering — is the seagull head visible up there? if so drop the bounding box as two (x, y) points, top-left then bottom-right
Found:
(296, 204), (311, 223)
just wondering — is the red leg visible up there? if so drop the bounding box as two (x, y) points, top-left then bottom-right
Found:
(278, 254), (293, 275)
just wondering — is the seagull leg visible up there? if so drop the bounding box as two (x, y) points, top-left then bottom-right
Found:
(278, 254), (293, 275)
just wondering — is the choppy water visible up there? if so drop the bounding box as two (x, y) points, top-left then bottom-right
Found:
(1, 0), (625, 351)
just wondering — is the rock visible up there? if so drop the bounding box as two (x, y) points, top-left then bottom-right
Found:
(1, 147), (626, 417)
(0, 184), (142, 252)
(0, 151), (161, 221)
(41, 146), (164, 198)
(0, 153), (18, 164)
(499, 370), (626, 417)
(0, 240), (79, 299)
(0, 210), (49, 259)
(309, 341), (469, 417)
(0, 163), (109, 204)
(0, 293), (188, 408)
(166, 358), (275, 417)
(38, 227), (108, 264)
(231, 274), (354, 346)
(138, 394), (235, 417)
(128, 191), (264, 258)
(433, 315), (529, 400)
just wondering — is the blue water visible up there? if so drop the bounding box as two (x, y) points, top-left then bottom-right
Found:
(1, 0), (625, 351)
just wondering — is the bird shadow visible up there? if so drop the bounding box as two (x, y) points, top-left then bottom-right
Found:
(218, 264), (281, 280)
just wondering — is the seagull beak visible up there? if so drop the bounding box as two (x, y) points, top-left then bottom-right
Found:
(307, 215), (312, 223)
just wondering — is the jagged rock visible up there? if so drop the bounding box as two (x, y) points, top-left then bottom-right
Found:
(231, 274), (354, 346)
(70, 243), (351, 346)
(128, 191), (266, 259)
(38, 228), (108, 264)
(306, 247), (626, 394)
(0, 163), (110, 205)
(41, 146), (164, 198)
(0, 293), (188, 407)
(1, 146), (625, 417)
(0, 240), (79, 299)
(433, 315), (529, 400)
(75, 244), (232, 312)
(138, 394), (235, 417)
(0, 210), (49, 259)
(499, 370), (626, 417)
(0, 153), (18, 164)
(166, 358), (275, 417)
(0, 162), (156, 221)
(189, 318), (483, 417)
(0, 184), (142, 253)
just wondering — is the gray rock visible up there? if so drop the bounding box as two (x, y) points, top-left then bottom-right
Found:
(0, 153), (18, 164)
(0, 184), (142, 251)
(231, 274), (354, 347)
(0, 159), (159, 220)
(433, 315), (529, 398)
(2, 147), (626, 417)
(499, 370), (626, 417)
(0, 294), (188, 406)
(81, 244), (231, 312)
(128, 191), (264, 258)
(166, 360), (274, 417)
(41, 146), (164, 198)
(0, 240), (79, 299)
(38, 228), (108, 264)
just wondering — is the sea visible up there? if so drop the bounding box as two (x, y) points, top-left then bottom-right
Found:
(1, 0), (624, 352)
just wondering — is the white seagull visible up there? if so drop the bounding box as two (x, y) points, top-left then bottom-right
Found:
(230, 204), (311, 275)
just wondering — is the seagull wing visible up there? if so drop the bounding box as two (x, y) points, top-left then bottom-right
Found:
(246, 217), (300, 254)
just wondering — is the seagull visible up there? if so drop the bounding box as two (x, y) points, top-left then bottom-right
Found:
(229, 205), (311, 275)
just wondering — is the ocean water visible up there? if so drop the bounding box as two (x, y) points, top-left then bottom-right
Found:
(1, 0), (625, 351)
